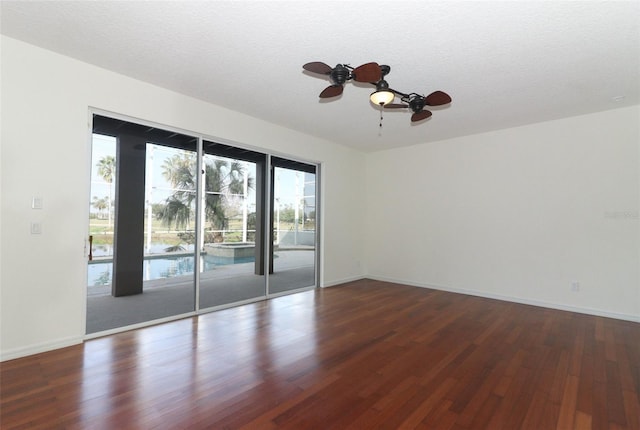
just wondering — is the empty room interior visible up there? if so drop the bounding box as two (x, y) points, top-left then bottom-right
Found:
(1, 1), (639, 429)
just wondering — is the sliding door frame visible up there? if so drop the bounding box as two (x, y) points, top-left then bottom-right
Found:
(85, 109), (320, 337)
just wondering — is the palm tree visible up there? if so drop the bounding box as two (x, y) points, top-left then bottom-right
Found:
(157, 153), (197, 231)
(91, 196), (108, 219)
(157, 153), (254, 242)
(204, 159), (248, 231)
(96, 155), (116, 227)
(159, 195), (194, 230)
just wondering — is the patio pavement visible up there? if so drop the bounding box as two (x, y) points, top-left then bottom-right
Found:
(86, 250), (316, 334)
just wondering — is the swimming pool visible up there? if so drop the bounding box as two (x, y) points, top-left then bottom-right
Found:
(87, 253), (254, 286)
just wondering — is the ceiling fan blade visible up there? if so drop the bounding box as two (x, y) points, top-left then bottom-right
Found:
(424, 91), (452, 106)
(303, 61), (333, 75)
(352, 62), (382, 82)
(411, 110), (433, 122)
(319, 84), (344, 98)
(384, 103), (408, 109)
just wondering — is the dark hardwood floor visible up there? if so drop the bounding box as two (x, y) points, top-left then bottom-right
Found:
(1, 279), (639, 429)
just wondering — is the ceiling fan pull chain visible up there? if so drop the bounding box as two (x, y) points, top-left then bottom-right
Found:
(378, 105), (384, 136)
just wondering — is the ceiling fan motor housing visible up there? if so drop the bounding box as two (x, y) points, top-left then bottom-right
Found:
(376, 79), (390, 91)
(409, 96), (426, 112)
(330, 65), (350, 85)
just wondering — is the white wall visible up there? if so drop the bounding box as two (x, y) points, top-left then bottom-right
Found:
(3, 35), (637, 361)
(0, 37), (366, 360)
(365, 106), (640, 321)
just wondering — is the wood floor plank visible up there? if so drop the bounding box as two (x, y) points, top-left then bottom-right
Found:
(607, 360), (628, 427)
(397, 377), (457, 428)
(557, 373), (580, 430)
(574, 410), (593, 430)
(1, 279), (639, 429)
(622, 390), (640, 430)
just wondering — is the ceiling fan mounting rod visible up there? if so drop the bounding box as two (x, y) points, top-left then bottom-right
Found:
(387, 88), (410, 99)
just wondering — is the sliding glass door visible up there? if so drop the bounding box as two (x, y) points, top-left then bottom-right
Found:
(142, 141), (197, 311)
(87, 114), (318, 335)
(269, 160), (317, 295)
(199, 142), (267, 308)
(87, 118), (198, 334)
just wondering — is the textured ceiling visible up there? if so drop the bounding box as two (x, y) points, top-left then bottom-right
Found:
(1, 1), (639, 152)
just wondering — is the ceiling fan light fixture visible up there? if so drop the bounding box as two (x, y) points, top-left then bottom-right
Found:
(370, 89), (395, 106)
(370, 79), (394, 106)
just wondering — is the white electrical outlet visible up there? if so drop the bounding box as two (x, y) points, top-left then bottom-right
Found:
(32, 197), (43, 209)
(571, 281), (580, 292)
(30, 222), (42, 235)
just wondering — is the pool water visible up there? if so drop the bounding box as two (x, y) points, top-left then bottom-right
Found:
(87, 254), (254, 286)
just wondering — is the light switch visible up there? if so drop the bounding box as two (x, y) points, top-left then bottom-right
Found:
(32, 197), (43, 209)
(30, 222), (42, 235)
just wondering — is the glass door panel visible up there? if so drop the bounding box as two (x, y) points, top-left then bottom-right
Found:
(270, 165), (316, 294)
(143, 142), (197, 310)
(199, 153), (265, 308)
(87, 133), (117, 298)
(87, 116), (197, 334)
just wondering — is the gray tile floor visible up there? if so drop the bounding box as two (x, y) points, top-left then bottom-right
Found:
(86, 250), (315, 334)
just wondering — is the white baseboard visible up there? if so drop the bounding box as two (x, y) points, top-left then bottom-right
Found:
(366, 275), (640, 323)
(1, 335), (84, 362)
(322, 275), (366, 288)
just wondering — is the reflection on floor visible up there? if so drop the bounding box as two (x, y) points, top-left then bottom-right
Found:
(86, 250), (315, 334)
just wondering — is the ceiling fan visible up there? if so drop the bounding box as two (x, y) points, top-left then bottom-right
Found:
(303, 61), (452, 124)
